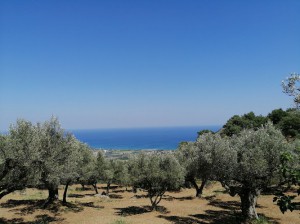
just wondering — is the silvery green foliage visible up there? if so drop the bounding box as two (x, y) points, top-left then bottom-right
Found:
(222, 123), (288, 220)
(177, 142), (198, 179)
(37, 117), (79, 193)
(60, 135), (82, 185)
(96, 156), (130, 193)
(227, 122), (287, 189)
(282, 73), (300, 109)
(176, 142), (203, 196)
(77, 143), (97, 187)
(195, 133), (234, 182)
(129, 153), (184, 210)
(0, 120), (40, 198)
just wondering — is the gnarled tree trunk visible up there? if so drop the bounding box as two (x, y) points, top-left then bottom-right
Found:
(44, 185), (59, 208)
(190, 178), (207, 197)
(149, 192), (164, 211)
(239, 188), (260, 221)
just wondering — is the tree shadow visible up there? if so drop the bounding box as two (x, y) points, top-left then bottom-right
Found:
(109, 194), (123, 199)
(0, 199), (50, 215)
(213, 189), (227, 194)
(67, 193), (85, 198)
(192, 210), (280, 224)
(75, 187), (93, 191)
(115, 206), (151, 216)
(207, 198), (265, 210)
(293, 202), (300, 210)
(61, 202), (84, 213)
(77, 202), (104, 209)
(164, 195), (195, 201)
(0, 214), (63, 224)
(115, 205), (168, 216)
(100, 185), (119, 190)
(0, 199), (87, 215)
(112, 189), (126, 193)
(207, 199), (240, 210)
(157, 215), (204, 224)
(159, 210), (280, 224)
(0, 199), (44, 209)
(132, 194), (148, 199)
(191, 210), (243, 224)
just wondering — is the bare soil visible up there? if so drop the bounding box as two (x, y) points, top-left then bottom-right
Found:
(0, 183), (299, 224)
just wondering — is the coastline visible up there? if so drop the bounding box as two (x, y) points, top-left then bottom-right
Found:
(92, 148), (175, 160)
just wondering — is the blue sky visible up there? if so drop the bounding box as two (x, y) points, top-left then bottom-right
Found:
(0, 0), (299, 130)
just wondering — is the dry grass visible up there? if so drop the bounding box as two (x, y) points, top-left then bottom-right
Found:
(0, 183), (299, 224)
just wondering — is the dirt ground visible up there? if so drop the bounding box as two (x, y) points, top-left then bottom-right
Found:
(0, 183), (299, 224)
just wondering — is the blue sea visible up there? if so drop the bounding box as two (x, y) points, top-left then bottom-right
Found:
(71, 126), (221, 150)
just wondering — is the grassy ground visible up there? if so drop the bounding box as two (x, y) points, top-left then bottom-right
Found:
(0, 183), (299, 224)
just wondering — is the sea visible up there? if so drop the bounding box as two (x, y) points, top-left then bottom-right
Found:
(71, 126), (221, 150)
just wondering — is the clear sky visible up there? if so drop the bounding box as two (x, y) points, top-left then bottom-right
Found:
(0, 0), (299, 130)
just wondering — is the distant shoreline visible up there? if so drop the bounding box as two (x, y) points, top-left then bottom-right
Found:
(94, 148), (177, 151)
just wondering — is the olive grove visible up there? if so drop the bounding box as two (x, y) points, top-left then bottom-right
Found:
(128, 153), (184, 210)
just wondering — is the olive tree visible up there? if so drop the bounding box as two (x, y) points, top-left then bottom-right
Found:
(0, 120), (39, 199)
(194, 132), (234, 196)
(129, 153), (184, 210)
(282, 73), (300, 109)
(221, 123), (288, 221)
(77, 144), (97, 192)
(96, 157), (127, 195)
(60, 136), (83, 203)
(177, 132), (234, 198)
(35, 117), (81, 206)
(177, 142), (205, 197)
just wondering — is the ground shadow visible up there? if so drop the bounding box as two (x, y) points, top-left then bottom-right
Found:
(115, 205), (168, 216)
(191, 210), (243, 224)
(77, 202), (104, 209)
(115, 206), (151, 216)
(75, 187), (93, 191)
(100, 185), (119, 190)
(213, 189), (227, 194)
(164, 195), (195, 201)
(0, 214), (63, 224)
(207, 199), (240, 210)
(112, 189), (126, 193)
(207, 198), (265, 210)
(61, 202), (84, 213)
(0, 199), (87, 215)
(132, 194), (148, 199)
(159, 210), (280, 224)
(109, 193), (123, 199)
(158, 215), (204, 224)
(192, 210), (280, 224)
(67, 193), (85, 198)
(0, 199), (48, 215)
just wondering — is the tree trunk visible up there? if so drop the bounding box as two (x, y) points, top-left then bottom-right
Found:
(106, 182), (111, 195)
(190, 178), (204, 197)
(63, 181), (70, 204)
(81, 184), (85, 190)
(43, 186), (59, 208)
(197, 179), (207, 197)
(132, 186), (137, 193)
(239, 188), (260, 221)
(92, 183), (98, 194)
(149, 193), (164, 211)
